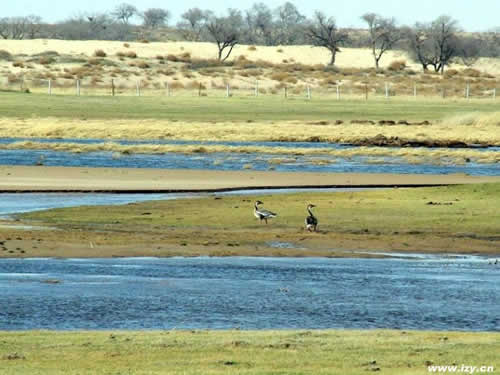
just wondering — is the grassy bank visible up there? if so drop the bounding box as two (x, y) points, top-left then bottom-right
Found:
(1, 91), (500, 122)
(3, 183), (499, 258)
(0, 330), (498, 374)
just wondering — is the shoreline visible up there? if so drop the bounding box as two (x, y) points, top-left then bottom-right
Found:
(1, 165), (499, 192)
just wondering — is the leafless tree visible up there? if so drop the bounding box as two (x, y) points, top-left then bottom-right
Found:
(306, 11), (348, 65)
(206, 11), (242, 61)
(274, 2), (305, 45)
(0, 17), (29, 39)
(177, 8), (212, 41)
(406, 16), (460, 73)
(25, 15), (43, 39)
(457, 36), (482, 67)
(429, 16), (460, 73)
(112, 3), (137, 24)
(245, 3), (275, 45)
(361, 13), (404, 69)
(141, 8), (170, 29)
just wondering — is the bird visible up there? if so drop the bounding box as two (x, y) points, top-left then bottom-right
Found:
(305, 204), (318, 232)
(254, 200), (277, 224)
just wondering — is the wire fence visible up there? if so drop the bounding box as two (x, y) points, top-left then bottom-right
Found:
(2, 78), (499, 100)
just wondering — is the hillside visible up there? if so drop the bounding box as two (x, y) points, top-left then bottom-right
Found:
(1, 39), (499, 97)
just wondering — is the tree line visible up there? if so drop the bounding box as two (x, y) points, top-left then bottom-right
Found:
(1, 2), (500, 73)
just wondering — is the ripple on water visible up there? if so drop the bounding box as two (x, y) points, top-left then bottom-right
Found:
(0, 256), (498, 331)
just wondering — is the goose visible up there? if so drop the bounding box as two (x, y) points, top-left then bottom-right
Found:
(305, 204), (318, 232)
(254, 200), (277, 224)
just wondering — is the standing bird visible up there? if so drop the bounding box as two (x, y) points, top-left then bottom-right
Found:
(254, 200), (277, 224)
(305, 204), (318, 232)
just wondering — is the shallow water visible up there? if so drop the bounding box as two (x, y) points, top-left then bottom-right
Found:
(0, 257), (498, 331)
(1, 148), (499, 175)
(0, 188), (370, 216)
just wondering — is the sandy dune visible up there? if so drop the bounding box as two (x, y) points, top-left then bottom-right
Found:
(1, 39), (499, 74)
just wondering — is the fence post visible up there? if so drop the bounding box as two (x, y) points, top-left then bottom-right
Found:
(226, 83), (230, 98)
(365, 84), (368, 100)
(111, 79), (115, 97)
(413, 83), (417, 98)
(136, 81), (140, 96)
(48, 79), (52, 95)
(466, 83), (470, 99)
(166, 82), (170, 97)
(307, 85), (311, 100)
(385, 82), (389, 98)
(198, 83), (202, 97)
(76, 79), (80, 96)
(336, 85), (340, 100)
(284, 85), (288, 98)
(494, 88), (496, 99)
(255, 80), (258, 97)
(442, 87), (446, 99)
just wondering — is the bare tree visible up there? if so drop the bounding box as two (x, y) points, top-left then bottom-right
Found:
(406, 24), (436, 71)
(306, 11), (348, 65)
(361, 13), (403, 69)
(457, 36), (482, 67)
(177, 8), (212, 41)
(112, 3), (137, 24)
(0, 17), (28, 39)
(274, 2), (305, 45)
(141, 8), (170, 29)
(429, 16), (460, 74)
(245, 3), (274, 45)
(406, 16), (460, 73)
(206, 11), (242, 61)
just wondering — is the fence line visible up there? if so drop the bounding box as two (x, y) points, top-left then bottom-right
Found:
(3, 79), (499, 100)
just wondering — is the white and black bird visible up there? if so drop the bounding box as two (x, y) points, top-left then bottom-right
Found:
(254, 200), (277, 224)
(305, 204), (318, 232)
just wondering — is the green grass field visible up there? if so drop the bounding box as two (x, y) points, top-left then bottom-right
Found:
(0, 330), (498, 375)
(1, 91), (499, 122)
(6, 184), (498, 257)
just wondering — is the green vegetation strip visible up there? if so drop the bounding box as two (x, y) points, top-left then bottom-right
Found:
(17, 184), (500, 255)
(0, 330), (498, 374)
(1, 91), (500, 121)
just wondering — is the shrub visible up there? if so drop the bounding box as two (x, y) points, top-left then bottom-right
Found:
(0, 50), (13, 61)
(323, 65), (340, 73)
(189, 58), (223, 70)
(140, 39), (149, 43)
(137, 61), (150, 69)
(12, 60), (24, 68)
(88, 58), (101, 65)
(126, 51), (137, 58)
(156, 55), (165, 60)
(123, 43), (130, 48)
(180, 52), (191, 63)
(270, 72), (289, 82)
(248, 45), (257, 51)
(388, 60), (406, 71)
(166, 54), (179, 62)
(116, 51), (126, 57)
(39, 56), (55, 65)
(462, 68), (481, 77)
(94, 49), (107, 57)
(277, 48), (284, 53)
(444, 69), (459, 78)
